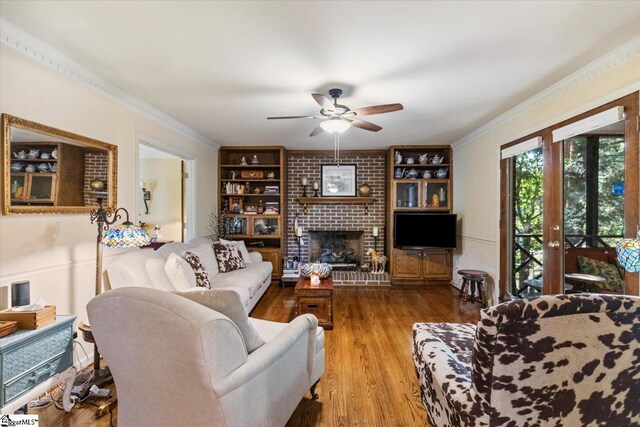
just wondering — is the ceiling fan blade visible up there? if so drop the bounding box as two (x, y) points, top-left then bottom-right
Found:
(350, 118), (382, 132)
(267, 115), (322, 120)
(312, 93), (335, 111)
(353, 103), (404, 116)
(309, 125), (324, 137)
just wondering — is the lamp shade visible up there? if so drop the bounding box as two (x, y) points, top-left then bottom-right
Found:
(615, 232), (640, 272)
(102, 222), (151, 248)
(320, 118), (351, 133)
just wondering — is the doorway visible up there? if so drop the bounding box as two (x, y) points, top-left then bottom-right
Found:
(138, 144), (188, 243)
(500, 93), (639, 297)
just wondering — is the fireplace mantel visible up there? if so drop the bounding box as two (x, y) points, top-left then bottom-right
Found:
(296, 196), (375, 215)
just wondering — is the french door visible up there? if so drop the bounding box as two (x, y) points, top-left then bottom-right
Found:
(500, 92), (639, 297)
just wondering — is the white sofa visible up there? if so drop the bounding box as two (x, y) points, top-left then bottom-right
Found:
(104, 239), (272, 312)
(88, 287), (325, 427)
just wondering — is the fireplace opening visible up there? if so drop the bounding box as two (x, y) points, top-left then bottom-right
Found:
(309, 230), (363, 269)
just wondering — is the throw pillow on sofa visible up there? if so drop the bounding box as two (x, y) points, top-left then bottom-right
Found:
(577, 255), (625, 292)
(220, 238), (254, 265)
(213, 242), (247, 273)
(173, 288), (264, 353)
(164, 244), (219, 289)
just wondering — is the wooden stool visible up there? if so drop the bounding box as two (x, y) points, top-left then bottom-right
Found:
(458, 269), (489, 308)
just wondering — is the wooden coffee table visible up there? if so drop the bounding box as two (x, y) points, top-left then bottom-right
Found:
(294, 276), (333, 329)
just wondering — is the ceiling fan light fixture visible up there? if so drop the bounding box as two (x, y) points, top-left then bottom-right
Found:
(320, 117), (351, 133)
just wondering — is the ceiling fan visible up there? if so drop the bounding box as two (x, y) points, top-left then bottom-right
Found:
(267, 88), (403, 136)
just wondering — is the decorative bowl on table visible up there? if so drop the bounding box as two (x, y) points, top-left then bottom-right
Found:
(300, 262), (332, 279)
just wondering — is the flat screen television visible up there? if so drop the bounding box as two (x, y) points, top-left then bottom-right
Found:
(394, 212), (457, 249)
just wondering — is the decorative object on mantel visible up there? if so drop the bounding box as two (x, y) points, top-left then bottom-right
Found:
(321, 164), (357, 197)
(366, 248), (387, 274)
(358, 183), (371, 197)
(301, 177), (309, 197)
(90, 178), (105, 191)
(88, 198), (150, 387)
(313, 181), (319, 197)
(616, 228), (640, 272)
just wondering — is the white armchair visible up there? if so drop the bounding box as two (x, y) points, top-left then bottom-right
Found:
(87, 287), (324, 426)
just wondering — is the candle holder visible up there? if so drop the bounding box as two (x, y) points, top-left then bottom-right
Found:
(296, 235), (302, 261)
(302, 185), (308, 197)
(313, 188), (319, 197)
(374, 236), (378, 251)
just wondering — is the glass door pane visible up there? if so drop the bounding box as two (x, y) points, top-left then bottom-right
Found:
(510, 146), (544, 297)
(10, 173), (27, 201)
(28, 175), (56, 202)
(394, 182), (420, 209)
(422, 180), (450, 210)
(563, 123), (625, 294)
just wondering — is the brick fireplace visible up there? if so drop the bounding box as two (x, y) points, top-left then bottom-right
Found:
(286, 150), (386, 265)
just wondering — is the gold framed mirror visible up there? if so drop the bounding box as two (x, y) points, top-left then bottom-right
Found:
(2, 114), (118, 215)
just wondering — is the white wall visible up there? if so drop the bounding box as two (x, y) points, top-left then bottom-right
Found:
(452, 52), (640, 303)
(138, 157), (183, 241)
(0, 46), (218, 351)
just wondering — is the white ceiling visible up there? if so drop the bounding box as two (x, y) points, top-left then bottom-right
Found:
(2, 1), (640, 150)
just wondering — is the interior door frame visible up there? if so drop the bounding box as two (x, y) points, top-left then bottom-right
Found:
(500, 91), (639, 296)
(136, 133), (197, 242)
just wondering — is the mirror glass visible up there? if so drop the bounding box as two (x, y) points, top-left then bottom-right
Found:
(3, 114), (117, 214)
(563, 120), (625, 294)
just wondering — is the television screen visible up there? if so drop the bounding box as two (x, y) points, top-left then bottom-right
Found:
(394, 213), (457, 249)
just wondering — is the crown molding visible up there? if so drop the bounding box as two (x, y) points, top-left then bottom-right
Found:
(0, 18), (218, 149)
(452, 34), (640, 151)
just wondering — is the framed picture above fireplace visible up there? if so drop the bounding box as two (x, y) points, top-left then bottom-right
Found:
(321, 164), (357, 197)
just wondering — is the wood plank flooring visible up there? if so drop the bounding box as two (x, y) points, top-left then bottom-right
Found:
(255, 284), (480, 427)
(33, 284), (480, 426)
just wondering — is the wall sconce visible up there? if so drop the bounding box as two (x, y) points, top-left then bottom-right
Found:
(141, 180), (151, 214)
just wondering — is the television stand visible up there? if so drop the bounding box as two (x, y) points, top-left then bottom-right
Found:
(389, 248), (452, 285)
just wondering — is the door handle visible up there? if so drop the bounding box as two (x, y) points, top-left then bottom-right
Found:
(547, 241), (560, 248)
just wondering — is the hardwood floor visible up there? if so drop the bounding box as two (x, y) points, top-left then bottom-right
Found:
(33, 284), (480, 426)
(255, 284), (480, 427)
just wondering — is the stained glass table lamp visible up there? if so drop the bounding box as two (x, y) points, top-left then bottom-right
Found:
(616, 230), (640, 273)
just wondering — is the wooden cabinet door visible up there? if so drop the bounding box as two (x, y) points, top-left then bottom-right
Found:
(250, 247), (282, 279)
(391, 249), (422, 278)
(423, 250), (452, 279)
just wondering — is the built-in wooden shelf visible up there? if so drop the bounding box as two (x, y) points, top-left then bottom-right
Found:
(296, 196), (375, 215)
(219, 164), (281, 168)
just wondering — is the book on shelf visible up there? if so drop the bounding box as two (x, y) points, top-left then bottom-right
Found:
(224, 182), (246, 195)
(264, 185), (279, 193)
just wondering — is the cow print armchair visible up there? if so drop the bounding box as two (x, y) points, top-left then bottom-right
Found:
(412, 294), (640, 426)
